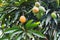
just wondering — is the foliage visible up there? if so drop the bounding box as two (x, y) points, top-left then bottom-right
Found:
(0, 0), (60, 40)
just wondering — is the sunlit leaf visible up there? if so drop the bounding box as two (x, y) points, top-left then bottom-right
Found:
(25, 20), (33, 29)
(30, 22), (40, 29)
(56, 0), (59, 6)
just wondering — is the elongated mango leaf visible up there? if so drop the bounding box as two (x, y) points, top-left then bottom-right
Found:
(0, 14), (5, 21)
(27, 33), (34, 39)
(0, 38), (9, 40)
(54, 19), (58, 25)
(0, 7), (4, 12)
(17, 35), (23, 40)
(31, 22), (40, 27)
(25, 20), (40, 29)
(56, 0), (59, 6)
(28, 30), (46, 38)
(25, 20), (33, 29)
(30, 22), (40, 29)
(4, 26), (20, 34)
(7, 7), (18, 13)
(46, 16), (51, 25)
(10, 31), (23, 40)
(5, 30), (17, 34)
(10, 11), (19, 24)
(16, 32), (25, 40)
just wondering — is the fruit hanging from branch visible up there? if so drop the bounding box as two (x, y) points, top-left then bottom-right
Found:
(39, 6), (46, 12)
(19, 15), (26, 24)
(51, 11), (57, 19)
(32, 6), (39, 13)
(35, 2), (40, 7)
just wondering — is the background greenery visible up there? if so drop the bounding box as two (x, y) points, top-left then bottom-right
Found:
(0, 0), (60, 40)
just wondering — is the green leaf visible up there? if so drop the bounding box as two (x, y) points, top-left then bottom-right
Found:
(0, 38), (9, 40)
(16, 32), (25, 40)
(25, 20), (40, 29)
(19, 0), (27, 5)
(36, 12), (42, 19)
(30, 22), (40, 28)
(53, 30), (57, 40)
(0, 0), (2, 3)
(46, 16), (51, 25)
(0, 7), (4, 11)
(14, 2), (20, 6)
(36, 10), (44, 19)
(17, 35), (22, 40)
(25, 20), (33, 29)
(8, 7), (18, 13)
(56, 0), (59, 6)
(54, 19), (58, 25)
(11, 11), (19, 23)
(27, 33), (34, 39)
(10, 31), (23, 40)
(4, 26), (19, 34)
(4, 29), (17, 34)
(28, 30), (46, 38)
(0, 14), (5, 21)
